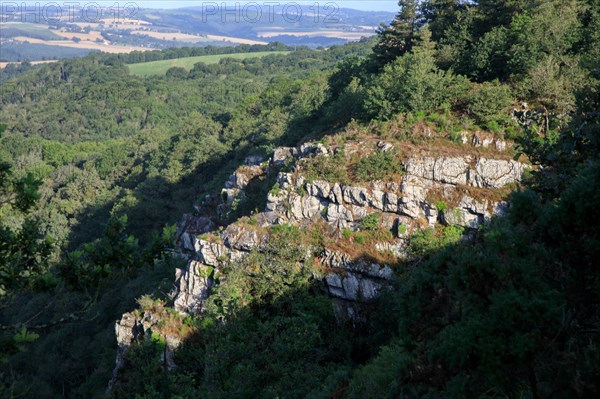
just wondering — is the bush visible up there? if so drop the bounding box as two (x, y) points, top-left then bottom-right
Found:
(354, 151), (403, 181)
(359, 212), (382, 231)
(461, 81), (514, 131)
(366, 50), (469, 119)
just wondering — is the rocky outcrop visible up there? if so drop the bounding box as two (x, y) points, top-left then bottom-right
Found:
(321, 249), (395, 323)
(172, 224), (268, 314)
(264, 151), (527, 232)
(460, 131), (509, 152)
(111, 139), (529, 388)
(405, 156), (527, 188)
(173, 260), (215, 313)
(109, 311), (182, 391)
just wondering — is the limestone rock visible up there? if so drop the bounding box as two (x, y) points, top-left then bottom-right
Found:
(173, 260), (214, 314)
(321, 249), (394, 280)
(473, 158), (527, 188)
(266, 191), (286, 212)
(383, 192), (399, 213)
(196, 239), (227, 266)
(277, 172), (295, 190)
(255, 211), (284, 227)
(327, 204), (353, 223)
(375, 242), (406, 258)
(225, 166), (264, 190)
(329, 183), (344, 204)
(222, 225), (266, 251)
(441, 196), (489, 228)
(343, 186), (370, 206)
(324, 272), (383, 302)
(307, 180), (331, 199)
(377, 141), (394, 152)
(370, 190), (385, 211)
(351, 205), (368, 221)
(221, 188), (240, 206)
(406, 156), (469, 185)
(300, 142), (328, 157)
(178, 215), (215, 252)
(272, 147), (297, 165)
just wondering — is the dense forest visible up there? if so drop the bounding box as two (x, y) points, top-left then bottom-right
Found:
(0, 0), (599, 398)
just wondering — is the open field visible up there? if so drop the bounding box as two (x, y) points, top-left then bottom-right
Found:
(256, 30), (375, 41)
(127, 51), (290, 76)
(11, 36), (154, 53)
(131, 30), (210, 43)
(0, 22), (62, 40)
(0, 60), (58, 69)
(206, 35), (268, 45)
(52, 30), (104, 42)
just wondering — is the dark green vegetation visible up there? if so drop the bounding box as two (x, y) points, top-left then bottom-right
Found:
(127, 51), (292, 76)
(0, 42), (95, 62)
(1, 0), (600, 397)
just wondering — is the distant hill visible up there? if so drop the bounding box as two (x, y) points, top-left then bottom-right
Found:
(0, 6), (394, 62)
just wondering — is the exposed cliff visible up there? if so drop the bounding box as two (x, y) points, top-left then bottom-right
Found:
(110, 129), (530, 384)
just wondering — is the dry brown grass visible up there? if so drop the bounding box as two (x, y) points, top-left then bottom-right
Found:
(256, 30), (374, 41)
(52, 29), (103, 41)
(0, 60), (57, 69)
(136, 295), (196, 339)
(11, 36), (154, 53)
(206, 35), (268, 45)
(131, 30), (208, 42)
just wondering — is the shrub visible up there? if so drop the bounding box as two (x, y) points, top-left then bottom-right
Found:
(302, 150), (349, 184)
(359, 212), (382, 231)
(269, 182), (281, 196)
(461, 81), (514, 131)
(342, 228), (353, 239)
(354, 151), (403, 181)
(397, 223), (407, 236)
(435, 201), (448, 212)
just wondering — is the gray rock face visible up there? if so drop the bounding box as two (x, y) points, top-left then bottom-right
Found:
(375, 242), (406, 258)
(406, 157), (470, 185)
(330, 183), (344, 204)
(110, 310), (183, 391)
(377, 141), (394, 153)
(196, 239), (227, 266)
(441, 196), (490, 228)
(225, 166), (264, 190)
(343, 186), (370, 206)
(327, 204), (353, 223)
(222, 225), (266, 251)
(221, 188), (240, 206)
(473, 158), (527, 188)
(321, 250), (393, 302)
(178, 215), (215, 252)
(173, 260), (215, 314)
(460, 132), (509, 152)
(406, 156), (527, 189)
(307, 180), (331, 199)
(272, 147), (297, 165)
(300, 142), (329, 157)
(324, 272), (383, 302)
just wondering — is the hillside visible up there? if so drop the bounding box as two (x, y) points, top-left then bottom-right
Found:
(1, 1), (600, 398)
(0, 6), (393, 63)
(127, 51), (291, 76)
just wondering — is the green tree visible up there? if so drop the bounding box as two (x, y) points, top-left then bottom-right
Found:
(0, 158), (51, 293)
(373, 0), (422, 68)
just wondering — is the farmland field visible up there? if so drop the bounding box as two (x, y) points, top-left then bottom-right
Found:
(127, 51), (290, 76)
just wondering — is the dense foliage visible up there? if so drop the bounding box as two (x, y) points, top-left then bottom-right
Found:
(0, 0), (599, 397)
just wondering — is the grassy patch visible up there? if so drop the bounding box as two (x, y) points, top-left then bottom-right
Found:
(127, 51), (290, 76)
